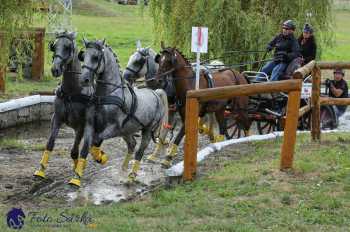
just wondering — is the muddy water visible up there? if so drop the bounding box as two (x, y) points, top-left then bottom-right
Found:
(0, 121), (168, 208)
(0, 116), (212, 208)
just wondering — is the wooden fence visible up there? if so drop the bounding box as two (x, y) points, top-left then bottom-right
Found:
(0, 27), (45, 93)
(183, 79), (302, 180)
(293, 61), (350, 141)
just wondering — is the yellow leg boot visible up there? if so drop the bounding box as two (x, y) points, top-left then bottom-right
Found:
(73, 159), (78, 170)
(244, 129), (251, 137)
(198, 118), (210, 135)
(214, 134), (225, 143)
(68, 158), (87, 188)
(146, 142), (165, 163)
(121, 153), (132, 171)
(90, 146), (108, 165)
(127, 160), (140, 183)
(161, 144), (178, 168)
(34, 150), (51, 179)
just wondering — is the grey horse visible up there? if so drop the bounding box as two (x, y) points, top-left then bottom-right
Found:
(68, 39), (168, 186)
(123, 46), (178, 163)
(34, 32), (107, 180)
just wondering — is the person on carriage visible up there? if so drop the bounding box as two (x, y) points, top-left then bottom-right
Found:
(256, 20), (300, 81)
(326, 68), (349, 118)
(298, 23), (317, 65)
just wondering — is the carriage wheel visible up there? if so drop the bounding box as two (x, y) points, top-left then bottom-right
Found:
(256, 119), (281, 134)
(320, 105), (337, 129)
(299, 111), (311, 130)
(224, 114), (247, 139)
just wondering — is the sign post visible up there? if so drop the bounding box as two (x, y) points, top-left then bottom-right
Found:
(191, 27), (208, 90)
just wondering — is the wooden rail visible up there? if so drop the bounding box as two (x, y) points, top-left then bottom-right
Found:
(293, 61), (350, 141)
(184, 79), (303, 180)
(320, 97), (350, 105)
(298, 103), (311, 118)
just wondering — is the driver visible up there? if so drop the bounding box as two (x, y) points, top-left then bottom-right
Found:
(256, 20), (300, 81)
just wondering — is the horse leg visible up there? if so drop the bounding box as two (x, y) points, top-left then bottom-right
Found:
(214, 110), (226, 142)
(161, 125), (185, 168)
(146, 126), (169, 163)
(70, 127), (83, 170)
(146, 111), (175, 162)
(34, 113), (62, 179)
(68, 110), (94, 188)
(90, 138), (108, 165)
(207, 113), (219, 142)
(128, 129), (152, 182)
(121, 135), (136, 171)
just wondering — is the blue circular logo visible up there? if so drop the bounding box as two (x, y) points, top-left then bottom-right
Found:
(7, 208), (25, 230)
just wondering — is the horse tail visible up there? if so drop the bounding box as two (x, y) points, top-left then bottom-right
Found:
(152, 89), (169, 143)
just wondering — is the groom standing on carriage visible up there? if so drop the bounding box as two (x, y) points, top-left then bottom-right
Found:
(256, 20), (301, 81)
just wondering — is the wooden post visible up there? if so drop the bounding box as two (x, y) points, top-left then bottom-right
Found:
(311, 66), (321, 141)
(183, 97), (199, 181)
(31, 28), (45, 80)
(0, 66), (5, 93)
(0, 33), (5, 93)
(280, 90), (301, 169)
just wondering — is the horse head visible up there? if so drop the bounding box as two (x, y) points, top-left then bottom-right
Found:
(50, 31), (77, 77)
(79, 38), (107, 86)
(123, 46), (159, 89)
(155, 45), (191, 84)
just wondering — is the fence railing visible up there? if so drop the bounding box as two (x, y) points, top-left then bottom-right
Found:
(183, 79), (302, 180)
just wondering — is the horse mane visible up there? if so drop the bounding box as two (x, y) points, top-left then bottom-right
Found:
(162, 47), (190, 65)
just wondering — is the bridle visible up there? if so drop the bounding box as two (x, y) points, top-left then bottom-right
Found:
(51, 35), (75, 65)
(155, 48), (194, 82)
(125, 50), (149, 76)
(81, 43), (105, 77)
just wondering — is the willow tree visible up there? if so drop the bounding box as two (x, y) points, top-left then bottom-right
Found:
(0, 0), (35, 69)
(149, 0), (333, 67)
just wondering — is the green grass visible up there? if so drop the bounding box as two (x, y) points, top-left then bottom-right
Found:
(322, 10), (350, 61)
(0, 138), (26, 150)
(1, 133), (350, 231)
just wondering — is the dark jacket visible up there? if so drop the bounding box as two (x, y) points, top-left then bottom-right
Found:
(298, 35), (317, 64)
(329, 79), (349, 113)
(267, 33), (300, 63)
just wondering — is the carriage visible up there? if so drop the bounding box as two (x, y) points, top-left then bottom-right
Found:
(221, 69), (338, 139)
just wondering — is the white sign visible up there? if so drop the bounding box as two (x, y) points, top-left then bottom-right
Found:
(191, 27), (208, 53)
(301, 83), (312, 99)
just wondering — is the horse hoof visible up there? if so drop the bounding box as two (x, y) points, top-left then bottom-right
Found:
(127, 173), (137, 184)
(161, 160), (172, 169)
(68, 178), (81, 188)
(96, 152), (108, 165)
(99, 153), (108, 165)
(33, 170), (46, 179)
(146, 154), (157, 163)
(214, 135), (225, 143)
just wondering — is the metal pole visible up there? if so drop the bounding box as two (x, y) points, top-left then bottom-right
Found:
(195, 52), (201, 90)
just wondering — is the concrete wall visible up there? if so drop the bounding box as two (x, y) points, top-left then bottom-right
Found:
(0, 95), (54, 129)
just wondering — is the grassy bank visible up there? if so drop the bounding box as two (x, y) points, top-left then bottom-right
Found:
(1, 132), (350, 231)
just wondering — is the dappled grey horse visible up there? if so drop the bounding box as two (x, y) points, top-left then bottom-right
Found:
(68, 39), (168, 186)
(34, 32), (107, 180)
(123, 46), (177, 163)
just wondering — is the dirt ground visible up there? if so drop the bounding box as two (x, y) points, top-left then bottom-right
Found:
(0, 118), (216, 209)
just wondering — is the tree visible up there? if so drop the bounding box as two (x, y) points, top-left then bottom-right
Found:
(0, 0), (35, 66)
(149, 0), (333, 67)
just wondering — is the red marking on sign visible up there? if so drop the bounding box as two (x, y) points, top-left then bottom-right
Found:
(198, 27), (202, 47)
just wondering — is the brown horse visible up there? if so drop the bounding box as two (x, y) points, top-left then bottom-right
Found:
(155, 46), (251, 167)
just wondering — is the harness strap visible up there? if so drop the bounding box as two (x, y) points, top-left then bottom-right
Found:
(121, 85), (141, 127)
(93, 95), (128, 113)
(56, 88), (92, 105)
